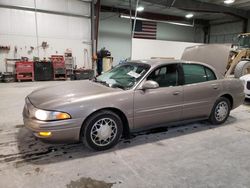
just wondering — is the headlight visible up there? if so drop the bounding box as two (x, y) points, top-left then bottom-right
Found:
(34, 109), (71, 121)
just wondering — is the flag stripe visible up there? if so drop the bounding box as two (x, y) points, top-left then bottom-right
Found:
(142, 25), (156, 28)
(133, 21), (157, 40)
(141, 28), (157, 32)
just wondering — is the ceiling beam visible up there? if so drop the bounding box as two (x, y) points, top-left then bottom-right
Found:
(101, 5), (209, 26)
(143, 0), (250, 19)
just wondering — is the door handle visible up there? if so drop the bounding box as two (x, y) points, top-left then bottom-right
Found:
(211, 84), (219, 90)
(173, 91), (181, 95)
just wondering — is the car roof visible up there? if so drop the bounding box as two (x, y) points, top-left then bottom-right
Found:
(130, 59), (223, 79)
(131, 59), (214, 68)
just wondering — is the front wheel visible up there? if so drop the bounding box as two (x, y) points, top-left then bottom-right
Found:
(83, 110), (123, 151)
(209, 97), (231, 125)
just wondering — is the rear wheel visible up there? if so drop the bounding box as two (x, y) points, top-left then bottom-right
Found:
(234, 60), (250, 78)
(209, 97), (231, 125)
(82, 110), (123, 151)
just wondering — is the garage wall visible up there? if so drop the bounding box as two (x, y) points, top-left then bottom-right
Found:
(0, 0), (91, 73)
(98, 12), (131, 66)
(98, 12), (204, 65)
(209, 21), (244, 43)
(157, 23), (204, 43)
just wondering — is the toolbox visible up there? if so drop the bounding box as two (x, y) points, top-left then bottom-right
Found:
(2, 72), (15, 83)
(34, 61), (53, 81)
(15, 61), (34, 82)
(51, 55), (66, 80)
(72, 69), (94, 80)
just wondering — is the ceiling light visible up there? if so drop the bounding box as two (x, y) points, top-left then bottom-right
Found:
(224, 0), (235, 4)
(120, 14), (194, 27)
(185, 13), (194, 19)
(136, 6), (144, 12)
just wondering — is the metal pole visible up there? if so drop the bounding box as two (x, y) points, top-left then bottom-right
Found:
(129, 0), (133, 60)
(132, 0), (140, 38)
(129, 0), (133, 38)
(91, 1), (95, 69)
(95, 0), (100, 52)
(34, 0), (39, 57)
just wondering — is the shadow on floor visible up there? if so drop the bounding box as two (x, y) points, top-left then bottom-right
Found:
(3, 116), (237, 167)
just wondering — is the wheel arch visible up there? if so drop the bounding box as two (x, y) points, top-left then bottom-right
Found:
(220, 94), (233, 109)
(79, 107), (130, 140)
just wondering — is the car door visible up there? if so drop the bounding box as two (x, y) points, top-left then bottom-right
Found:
(133, 63), (183, 129)
(181, 63), (222, 120)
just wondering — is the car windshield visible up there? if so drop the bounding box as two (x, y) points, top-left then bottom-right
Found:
(94, 62), (150, 90)
(238, 35), (250, 48)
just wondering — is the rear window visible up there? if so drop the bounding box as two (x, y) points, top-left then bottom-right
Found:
(183, 64), (216, 85)
(205, 67), (216, 81)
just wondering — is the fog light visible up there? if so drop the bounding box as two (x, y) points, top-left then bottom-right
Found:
(39, 132), (52, 137)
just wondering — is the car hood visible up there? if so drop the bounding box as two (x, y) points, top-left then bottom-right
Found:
(28, 80), (118, 109)
(181, 44), (231, 76)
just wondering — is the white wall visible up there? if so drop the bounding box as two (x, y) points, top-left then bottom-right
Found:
(132, 38), (201, 60)
(0, 0), (91, 72)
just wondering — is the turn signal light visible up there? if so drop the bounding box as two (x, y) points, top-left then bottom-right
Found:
(39, 132), (52, 137)
(56, 113), (71, 120)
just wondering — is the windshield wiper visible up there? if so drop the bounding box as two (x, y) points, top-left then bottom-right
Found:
(92, 78), (110, 87)
(111, 83), (126, 90)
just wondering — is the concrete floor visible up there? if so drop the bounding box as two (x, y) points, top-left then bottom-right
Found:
(0, 81), (250, 188)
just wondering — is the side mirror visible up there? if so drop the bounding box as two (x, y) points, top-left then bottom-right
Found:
(142, 80), (159, 90)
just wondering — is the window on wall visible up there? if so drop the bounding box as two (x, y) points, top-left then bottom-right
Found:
(147, 64), (179, 87)
(183, 64), (216, 85)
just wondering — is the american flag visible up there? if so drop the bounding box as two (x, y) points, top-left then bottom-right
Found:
(133, 20), (157, 39)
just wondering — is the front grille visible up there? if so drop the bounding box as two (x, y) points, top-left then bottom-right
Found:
(247, 81), (250, 90)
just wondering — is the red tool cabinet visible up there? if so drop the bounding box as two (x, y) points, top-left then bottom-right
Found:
(51, 55), (66, 80)
(15, 61), (34, 82)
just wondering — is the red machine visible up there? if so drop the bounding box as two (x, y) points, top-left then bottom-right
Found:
(15, 61), (34, 82)
(51, 55), (66, 80)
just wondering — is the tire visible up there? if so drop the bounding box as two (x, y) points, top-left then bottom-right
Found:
(82, 110), (123, 151)
(209, 97), (231, 125)
(234, 60), (250, 78)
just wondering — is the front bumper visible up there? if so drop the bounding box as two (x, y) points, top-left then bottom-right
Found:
(23, 98), (83, 142)
(23, 117), (82, 142)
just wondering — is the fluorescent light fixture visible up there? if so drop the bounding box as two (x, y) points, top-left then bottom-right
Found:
(224, 0), (235, 4)
(120, 14), (194, 27)
(136, 6), (144, 12)
(185, 13), (194, 19)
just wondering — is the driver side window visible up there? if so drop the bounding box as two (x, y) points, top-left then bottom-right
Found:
(147, 64), (179, 87)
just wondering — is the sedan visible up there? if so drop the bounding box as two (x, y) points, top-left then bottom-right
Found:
(23, 60), (245, 151)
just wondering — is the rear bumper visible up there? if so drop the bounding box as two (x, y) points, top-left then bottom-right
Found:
(232, 92), (245, 109)
(23, 117), (83, 142)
